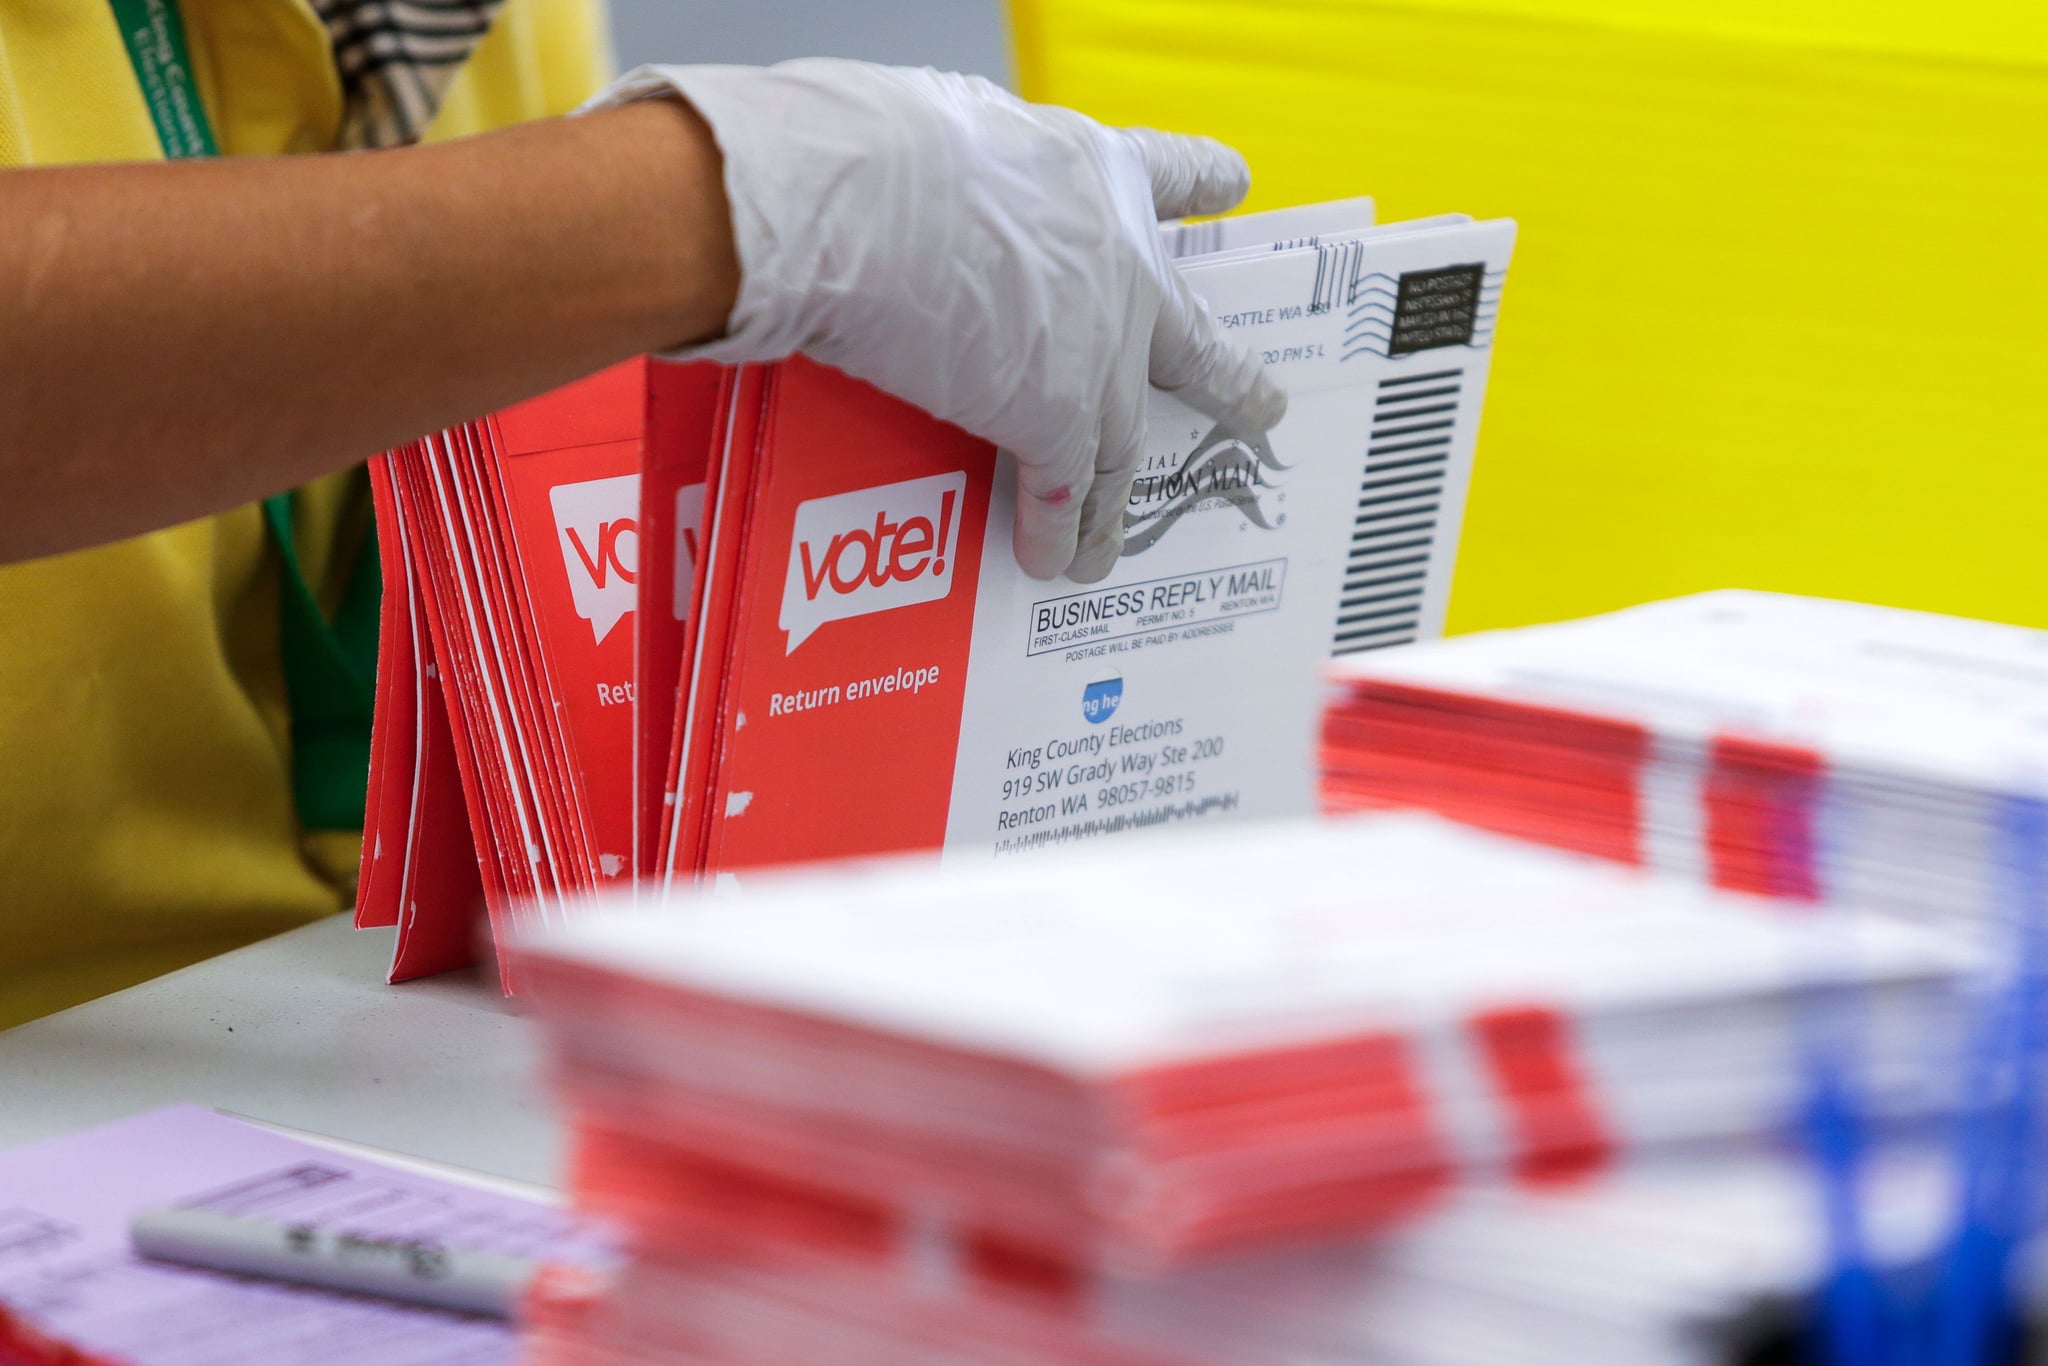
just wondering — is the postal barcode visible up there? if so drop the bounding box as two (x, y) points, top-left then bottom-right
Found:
(1333, 369), (1463, 655)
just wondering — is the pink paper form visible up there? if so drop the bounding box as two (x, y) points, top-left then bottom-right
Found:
(0, 1105), (608, 1365)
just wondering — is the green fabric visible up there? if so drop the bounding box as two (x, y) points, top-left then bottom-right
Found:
(260, 492), (381, 831)
(106, 0), (218, 157)
(111, 0), (379, 833)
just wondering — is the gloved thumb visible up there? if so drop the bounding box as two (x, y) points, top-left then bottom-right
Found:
(1119, 127), (1252, 220)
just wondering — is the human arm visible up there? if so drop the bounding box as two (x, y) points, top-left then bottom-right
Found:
(0, 61), (1282, 581)
(0, 99), (735, 564)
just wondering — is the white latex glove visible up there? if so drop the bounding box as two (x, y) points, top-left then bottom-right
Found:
(584, 60), (1286, 583)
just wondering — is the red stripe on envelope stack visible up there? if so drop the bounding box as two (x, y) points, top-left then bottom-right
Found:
(1322, 590), (2048, 922)
(516, 813), (1970, 1364)
(1319, 679), (1651, 865)
(522, 1142), (1965, 1366)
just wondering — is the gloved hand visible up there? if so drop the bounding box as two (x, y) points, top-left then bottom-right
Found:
(585, 60), (1286, 583)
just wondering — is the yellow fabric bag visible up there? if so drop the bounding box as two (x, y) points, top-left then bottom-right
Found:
(0, 0), (611, 1027)
(1012, 0), (2048, 634)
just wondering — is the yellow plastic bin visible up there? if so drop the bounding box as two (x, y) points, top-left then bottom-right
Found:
(1011, 0), (2048, 632)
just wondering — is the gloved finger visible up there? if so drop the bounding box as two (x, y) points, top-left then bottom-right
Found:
(1118, 126), (1252, 221)
(1066, 377), (1148, 583)
(1065, 469), (1136, 584)
(1013, 458), (1093, 582)
(1149, 265), (1289, 434)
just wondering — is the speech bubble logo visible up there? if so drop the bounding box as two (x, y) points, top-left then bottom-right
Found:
(781, 471), (967, 654)
(549, 472), (641, 646)
(1082, 676), (1124, 724)
(673, 481), (707, 622)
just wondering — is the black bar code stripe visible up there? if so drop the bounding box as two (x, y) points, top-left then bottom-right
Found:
(1341, 586), (1424, 610)
(1345, 554), (1430, 579)
(1356, 481), (1443, 505)
(1347, 554), (1431, 578)
(1357, 480), (1442, 503)
(1365, 437), (1451, 459)
(1337, 603), (1424, 628)
(1362, 453), (1449, 479)
(1356, 508), (1442, 532)
(1334, 632), (1421, 655)
(1361, 474), (1446, 498)
(1376, 385), (1459, 405)
(1373, 401), (1458, 422)
(1338, 627), (1423, 646)
(1378, 368), (1463, 388)
(1371, 419), (1456, 440)
(1331, 371), (1465, 655)
(1351, 511), (1440, 535)
(1349, 532), (1435, 556)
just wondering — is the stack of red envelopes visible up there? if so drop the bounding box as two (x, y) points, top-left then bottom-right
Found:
(1320, 590), (2048, 922)
(522, 1149), (1962, 1366)
(358, 356), (1002, 984)
(356, 361), (648, 983)
(514, 814), (1973, 1363)
(360, 199), (1524, 986)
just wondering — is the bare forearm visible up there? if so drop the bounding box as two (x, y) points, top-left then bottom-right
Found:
(0, 99), (736, 563)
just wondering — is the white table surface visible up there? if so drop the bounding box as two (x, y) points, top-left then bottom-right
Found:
(0, 915), (562, 1187)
